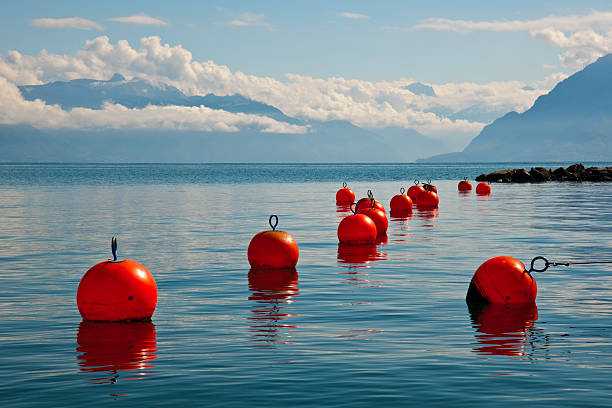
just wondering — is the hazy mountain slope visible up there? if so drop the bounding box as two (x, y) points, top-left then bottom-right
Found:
(419, 55), (612, 162)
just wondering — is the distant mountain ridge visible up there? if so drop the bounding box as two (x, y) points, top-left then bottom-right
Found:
(420, 54), (612, 162)
(19, 74), (298, 124)
(3, 75), (453, 162)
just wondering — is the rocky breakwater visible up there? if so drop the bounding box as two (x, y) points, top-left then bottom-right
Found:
(476, 163), (612, 183)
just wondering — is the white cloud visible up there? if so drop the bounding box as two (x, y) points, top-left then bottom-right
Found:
(30, 17), (103, 30)
(109, 14), (168, 26)
(412, 10), (612, 69)
(0, 36), (563, 143)
(340, 12), (370, 20)
(0, 77), (306, 134)
(219, 13), (275, 31)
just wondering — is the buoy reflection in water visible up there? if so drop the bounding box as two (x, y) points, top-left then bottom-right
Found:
(468, 302), (539, 357)
(248, 268), (299, 347)
(337, 243), (387, 286)
(76, 321), (157, 385)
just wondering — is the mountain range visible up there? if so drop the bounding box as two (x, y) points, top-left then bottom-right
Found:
(4, 55), (612, 162)
(2, 74), (449, 162)
(421, 54), (612, 162)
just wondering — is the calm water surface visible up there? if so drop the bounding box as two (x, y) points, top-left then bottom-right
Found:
(0, 163), (611, 407)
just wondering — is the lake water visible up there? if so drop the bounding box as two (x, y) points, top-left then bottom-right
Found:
(1, 163), (611, 407)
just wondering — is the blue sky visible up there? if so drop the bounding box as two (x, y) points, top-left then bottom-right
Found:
(2, 1), (612, 150)
(3, 0), (611, 82)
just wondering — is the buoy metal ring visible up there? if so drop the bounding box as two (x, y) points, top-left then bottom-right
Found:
(350, 202), (358, 214)
(528, 256), (550, 273)
(108, 236), (122, 263)
(269, 215), (279, 231)
(400, 187), (405, 194)
(342, 182), (347, 188)
(367, 190), (374, 199)
(414, 180), (419, 185)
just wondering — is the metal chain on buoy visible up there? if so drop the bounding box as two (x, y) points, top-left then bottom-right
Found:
(527, 256), (612, 273)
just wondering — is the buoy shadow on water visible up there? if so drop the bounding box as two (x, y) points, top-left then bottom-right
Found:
(247, 268), (299, 347)
(76, 320), (157, 385)
(468, 302), (539, 357)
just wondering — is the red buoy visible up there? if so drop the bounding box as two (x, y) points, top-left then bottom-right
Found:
(248, 215), (299, 269)
(77, 237), (158, 322)
(338, 203), (378, 244)
(423, 179), (437, 193)
(361, 207), (388, 236)
(336, 182), (355, 204)
(357, 190), (385, 213)
(476, 182), (491, 195)
(416, 185), (439, 209)
(466, 256), (537, 304)
(407, 180), (425, 202)
(390, 187), (413, 212)
(458, 178), (472, 192)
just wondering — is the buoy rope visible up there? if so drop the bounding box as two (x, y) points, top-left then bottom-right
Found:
(527, 256), (612, 273)
(269, 215), (278, 231)
(111, 236), (118, 262)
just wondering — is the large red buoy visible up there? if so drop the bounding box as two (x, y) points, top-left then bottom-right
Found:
(407, 180), (425, 202)
(466, 256), (537, 304)
(77, 237), (158, 322)
(476, 182), (491, 195)
(390, 187), (413, 212)
(338, 203), (378, 244)
(416, 184), (439, 208)
(248, 215), (299, 269)
(458, 178), (472, 192)
(336, 182), (355, 204)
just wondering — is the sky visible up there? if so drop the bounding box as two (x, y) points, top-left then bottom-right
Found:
(2, 0), (612, 149)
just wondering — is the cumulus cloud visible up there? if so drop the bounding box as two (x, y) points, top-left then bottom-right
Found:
(0, 36), (562, 142)
(219, 13), (275, 30)
(340, 12), (370, 20)
(30, 17), (103, 30)
(109, 14), (168, 26)
(0, 77), (306, 134)
(412, 10), (612, 69)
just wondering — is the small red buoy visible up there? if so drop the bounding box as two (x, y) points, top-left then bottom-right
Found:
(338, 203), (378, 244)
(336, 182), (355, 204)
(77, 237), (158, 322)
(361, 206), (388, 236)
(390, 187), (413, 212)
(476, 182), (491, 195)
(423, 179), (437, 193)
(458, 178), (472, 192)
(248, 215), (299, 269)
(407, 180), (425, 202)
(416, 184), (439, 208)
(357, 190), (385, 213)
(466, 256), (537, 304)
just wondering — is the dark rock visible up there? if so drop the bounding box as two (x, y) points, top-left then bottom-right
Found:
(530, 167), (551, 181)
(551, 166), (572, 180)
(476, 163), (611, 183)
(510, 168), (532, 182)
